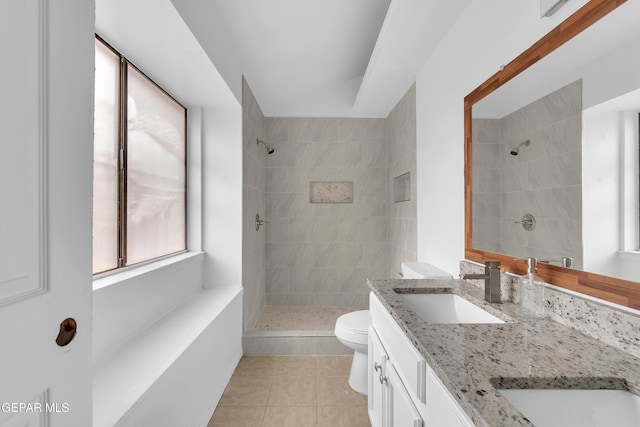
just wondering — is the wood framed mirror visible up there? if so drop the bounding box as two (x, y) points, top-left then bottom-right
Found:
(464, 0), (640, 309)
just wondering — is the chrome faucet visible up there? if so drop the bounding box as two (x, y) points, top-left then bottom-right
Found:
(539, 256), (573, 268)
(460, 260), (502, 303)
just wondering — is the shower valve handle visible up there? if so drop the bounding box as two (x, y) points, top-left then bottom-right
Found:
(255, 214), (268, 231)
(514, 213), (536, 231)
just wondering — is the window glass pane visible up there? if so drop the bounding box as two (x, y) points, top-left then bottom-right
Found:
(126, 65), (186, 265)
(93, 39), (119, 273)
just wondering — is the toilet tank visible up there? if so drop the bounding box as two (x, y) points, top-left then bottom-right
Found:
(401, 262), (452, 279)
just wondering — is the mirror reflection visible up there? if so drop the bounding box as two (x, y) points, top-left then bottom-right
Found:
(471, 1), (640, 282)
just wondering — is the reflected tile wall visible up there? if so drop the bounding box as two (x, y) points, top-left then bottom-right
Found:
(472, 80), (583, 268)
(472, 118), (502, 254)
(264, 115), (389, 306)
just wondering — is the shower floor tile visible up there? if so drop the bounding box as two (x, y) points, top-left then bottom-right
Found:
(254, 306), (366, 331)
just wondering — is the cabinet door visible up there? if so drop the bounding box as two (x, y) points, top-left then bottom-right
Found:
(425, 369), (473, 427)
(370, 293), (426, 403)
(386, 361), (423, 427)
(368, 326), (388, 427)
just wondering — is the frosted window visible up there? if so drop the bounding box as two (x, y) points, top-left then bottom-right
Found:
(125, 65), (186, 265)
(92, 37), (187, 274)
(93, 40), (119, 273)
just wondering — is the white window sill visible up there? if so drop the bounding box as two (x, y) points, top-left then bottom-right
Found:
(93, 251), (204, 292)
(618, 250), (640, 259)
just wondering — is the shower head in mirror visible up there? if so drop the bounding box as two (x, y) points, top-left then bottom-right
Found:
(510, 140), (530, 156)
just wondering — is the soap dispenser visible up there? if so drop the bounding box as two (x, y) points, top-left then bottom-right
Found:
(520, 257), (546, 318)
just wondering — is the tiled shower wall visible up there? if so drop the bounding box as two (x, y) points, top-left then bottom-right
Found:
(241, 84), (417, 316)
(242, 79), (267, 332)
(387, 84), (417, 278)
(472, 118), (502, 254)
(472, 80), (583, 268)
(263, 117), (388, 307)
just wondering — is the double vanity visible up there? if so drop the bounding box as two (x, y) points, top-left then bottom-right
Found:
(367, 278), (640, 426)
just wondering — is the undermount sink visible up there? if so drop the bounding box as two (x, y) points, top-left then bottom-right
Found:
(499, 388), (640, 427)
(396, 293), (504, 324)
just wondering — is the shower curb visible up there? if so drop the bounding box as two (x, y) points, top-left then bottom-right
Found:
(242, 330), (352, 356)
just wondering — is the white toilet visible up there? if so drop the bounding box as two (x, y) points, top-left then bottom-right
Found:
(334, 310), (370, 394)
(400, 261), (452, 280)
(334, 262), (452, 395)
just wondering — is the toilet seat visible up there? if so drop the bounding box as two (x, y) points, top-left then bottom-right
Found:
(334, 310), (370, 345)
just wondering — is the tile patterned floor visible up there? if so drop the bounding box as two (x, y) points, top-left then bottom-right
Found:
(208, 355), (371, 427)
(254, 306), (366, 331)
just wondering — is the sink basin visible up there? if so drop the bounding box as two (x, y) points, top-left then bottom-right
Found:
(500, 388), (640, 427)
(396, 293), (504, 324)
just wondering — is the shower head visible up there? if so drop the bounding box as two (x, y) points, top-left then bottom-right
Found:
(257, 139), (275, 155)
(510, 139), (530, 156)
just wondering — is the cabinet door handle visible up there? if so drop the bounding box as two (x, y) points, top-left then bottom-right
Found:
(374, 362), (388, 384)
(379, 373), (388, 385)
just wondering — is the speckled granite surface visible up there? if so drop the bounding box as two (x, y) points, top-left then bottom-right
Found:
(368, 278), (640, 427)
(460, 259), (640, 359)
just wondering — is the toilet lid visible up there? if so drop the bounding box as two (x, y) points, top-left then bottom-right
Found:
(335, 310), (370, 336)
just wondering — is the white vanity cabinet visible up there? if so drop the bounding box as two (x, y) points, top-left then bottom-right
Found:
(369, 293), (474, 427)
(369, 325), (422, 427)
(386, 359), (424, 427)
(368, 325), (388, 427)
(425, 368), (474, 427)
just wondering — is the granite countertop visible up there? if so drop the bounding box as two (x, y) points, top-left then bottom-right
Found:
(367, 278), (640, 427)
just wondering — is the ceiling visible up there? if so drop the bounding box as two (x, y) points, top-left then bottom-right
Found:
(171, 0), (472, 118)
(96, 0), (239, 111)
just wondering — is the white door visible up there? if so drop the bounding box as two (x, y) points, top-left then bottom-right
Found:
(0, 1), (94, 426)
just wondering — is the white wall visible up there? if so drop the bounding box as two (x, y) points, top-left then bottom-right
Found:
(202, 106), (243, 288)
(415, 0), (591, 274)
(578, 9), (640, 281)
(583, 97), (640, 282)
(582, 108), (623, 277)
(93, 1), (243, 425)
